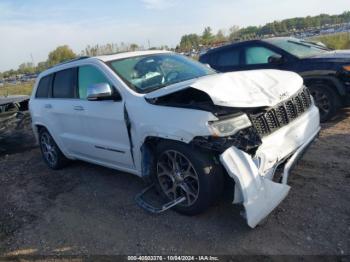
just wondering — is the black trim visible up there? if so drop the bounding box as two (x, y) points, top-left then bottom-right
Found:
(124, 103), (135, 164)
(47, 56), (90, 70)
(94, 145), (125, 154)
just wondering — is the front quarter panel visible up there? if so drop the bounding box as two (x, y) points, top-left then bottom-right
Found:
(126, 97), (218, 173)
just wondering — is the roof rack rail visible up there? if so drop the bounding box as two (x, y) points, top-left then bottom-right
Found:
(48, 56), (90, 69)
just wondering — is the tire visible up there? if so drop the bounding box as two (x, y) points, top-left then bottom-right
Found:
(154, 140), (224, 215)
(39, 129), (68, 170)
(308, 84), (340, 122)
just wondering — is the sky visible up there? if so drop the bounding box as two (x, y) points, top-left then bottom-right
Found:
(0, 0), (349, 71)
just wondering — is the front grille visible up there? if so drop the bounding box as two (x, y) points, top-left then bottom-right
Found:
(250, 87), (312, 137)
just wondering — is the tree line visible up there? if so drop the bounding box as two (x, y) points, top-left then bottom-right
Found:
(0, 42), (144, 79)
(177, 11), (350, 51)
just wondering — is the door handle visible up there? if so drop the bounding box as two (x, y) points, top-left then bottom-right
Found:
(44, 104), (52, 109)
(73, 105), (84, 111)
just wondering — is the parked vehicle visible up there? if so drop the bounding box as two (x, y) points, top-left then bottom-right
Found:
(199, 37), (350, 122)
(29, 51), (320, 227)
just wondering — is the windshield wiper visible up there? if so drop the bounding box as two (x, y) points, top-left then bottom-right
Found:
(287, 40), (312, 48)
(299, 40), (331, 51)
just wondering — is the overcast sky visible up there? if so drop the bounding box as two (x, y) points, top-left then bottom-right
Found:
(0, 0), (349, 71)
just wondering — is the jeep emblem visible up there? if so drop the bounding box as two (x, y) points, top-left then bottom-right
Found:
(279, 92), (289, 99)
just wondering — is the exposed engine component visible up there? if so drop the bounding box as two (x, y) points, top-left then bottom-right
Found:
(191, 127), (262, 155)
(146, 87), (239, 116)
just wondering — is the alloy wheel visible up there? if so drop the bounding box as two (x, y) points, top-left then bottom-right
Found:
(40, 132), (58, 167)
(156, 150), (199, 206)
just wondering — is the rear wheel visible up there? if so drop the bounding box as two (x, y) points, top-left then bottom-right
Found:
(39, 129), (68, 169)
(155, 141), (224, 215)
(308, 84), (340, 122)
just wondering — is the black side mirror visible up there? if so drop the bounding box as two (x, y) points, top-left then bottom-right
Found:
(268, 54), (284, 65)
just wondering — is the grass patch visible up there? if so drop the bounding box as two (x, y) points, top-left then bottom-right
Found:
(311, 32), (350, 50)
(0, 81), (34, 96)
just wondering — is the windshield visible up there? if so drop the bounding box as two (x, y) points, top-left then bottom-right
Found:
(265, 38), (328, 58)
(108, 53), (215, 93)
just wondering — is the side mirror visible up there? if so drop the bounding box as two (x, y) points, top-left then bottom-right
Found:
(268, 54), (284, 65)
(87, 83), (121, 101)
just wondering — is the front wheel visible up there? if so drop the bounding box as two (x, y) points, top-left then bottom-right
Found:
(155, 141), (224, 215)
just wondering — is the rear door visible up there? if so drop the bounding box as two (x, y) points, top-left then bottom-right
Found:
(47, 67), (87, 155)
(73, 64), (133, 168)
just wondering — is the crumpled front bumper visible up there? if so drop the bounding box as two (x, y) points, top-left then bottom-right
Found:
(220, 105), (320, 228)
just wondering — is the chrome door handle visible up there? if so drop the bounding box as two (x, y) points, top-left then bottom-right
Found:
(73, 105), (84, 111)
(44, 104), (52, 109)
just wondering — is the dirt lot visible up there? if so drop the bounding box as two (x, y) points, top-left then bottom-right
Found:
(0, 110), (349, 256)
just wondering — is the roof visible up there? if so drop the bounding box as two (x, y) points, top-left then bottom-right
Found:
(202, 39), (259, 55)
(201, 37), (298, 56)
(263, 37), (295, 42)
(96, 50), (170, 62)
(38, 50), (172, 78)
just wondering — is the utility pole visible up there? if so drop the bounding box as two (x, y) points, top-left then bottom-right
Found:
(30, 53), (34, 65)
(148, 40), (151, 50)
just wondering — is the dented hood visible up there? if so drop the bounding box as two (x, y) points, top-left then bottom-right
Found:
(145, 69), (303, 108)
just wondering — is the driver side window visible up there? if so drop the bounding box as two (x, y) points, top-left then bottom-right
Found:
(244, 46), (279, 65)
(78, 65), (111, 99)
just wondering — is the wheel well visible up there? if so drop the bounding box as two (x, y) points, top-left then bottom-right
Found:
(36, 125), (47, 133)
(32, 124), (47, 141)
(141, 136), (190, 179)
(304, 78), (344, 107)
(34, 124), (49, 138)
(143, 136), (188, 151)
(304, 78), (343, 97)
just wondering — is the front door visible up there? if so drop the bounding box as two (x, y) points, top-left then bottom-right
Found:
(242, 45), (282, 71)
(73, 64), (133, 169)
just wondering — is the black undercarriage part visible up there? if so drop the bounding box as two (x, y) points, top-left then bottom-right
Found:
(191, 127), (262, 155)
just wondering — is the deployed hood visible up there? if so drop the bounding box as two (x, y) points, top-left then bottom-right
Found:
(145, 69), (303, 108)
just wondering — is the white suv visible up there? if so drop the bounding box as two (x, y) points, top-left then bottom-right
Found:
(30, 50), (320, 227)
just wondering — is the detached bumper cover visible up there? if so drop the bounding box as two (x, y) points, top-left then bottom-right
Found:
(220, 105), (320, 228)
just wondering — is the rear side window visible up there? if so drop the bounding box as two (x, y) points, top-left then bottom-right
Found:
(52, 68), (77, 98)
(78, 65), (110, 99)
(35, 74), (52, 98)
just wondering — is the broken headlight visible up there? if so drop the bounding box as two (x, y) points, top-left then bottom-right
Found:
(208, 114), (252, 137)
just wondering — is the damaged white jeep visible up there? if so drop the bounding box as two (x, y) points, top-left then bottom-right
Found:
(30, 51), (320, 227)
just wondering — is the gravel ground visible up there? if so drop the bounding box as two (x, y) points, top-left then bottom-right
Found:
(0, 109), (349, 256)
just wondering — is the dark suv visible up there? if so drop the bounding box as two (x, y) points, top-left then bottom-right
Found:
(199, 37), (350, 122)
